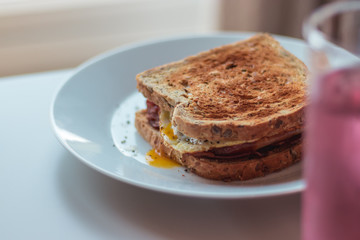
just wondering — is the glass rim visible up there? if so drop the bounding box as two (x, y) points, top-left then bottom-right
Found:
(303, 1), (360, 49)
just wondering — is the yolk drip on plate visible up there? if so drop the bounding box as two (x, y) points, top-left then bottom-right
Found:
(146, 149), (180, 168)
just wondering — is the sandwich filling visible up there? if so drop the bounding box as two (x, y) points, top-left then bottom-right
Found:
(146, 100), (302, 158)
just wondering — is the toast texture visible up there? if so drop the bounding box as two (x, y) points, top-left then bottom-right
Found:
(137, 33), (307, 142)
(135, 110), (302, 181)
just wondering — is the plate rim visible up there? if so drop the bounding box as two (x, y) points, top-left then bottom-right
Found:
(50, 31), (306, 199)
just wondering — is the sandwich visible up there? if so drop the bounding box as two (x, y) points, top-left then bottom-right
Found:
(135, 33), (307, 181)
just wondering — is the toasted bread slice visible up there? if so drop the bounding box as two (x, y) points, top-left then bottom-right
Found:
(135, 110), (302, 181)
(137, 33), (307, 142)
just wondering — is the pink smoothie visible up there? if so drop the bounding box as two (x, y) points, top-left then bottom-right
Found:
(302, 66), (360, 240)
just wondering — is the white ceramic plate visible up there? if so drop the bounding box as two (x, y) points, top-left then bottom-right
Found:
(51, 32), (307, 199)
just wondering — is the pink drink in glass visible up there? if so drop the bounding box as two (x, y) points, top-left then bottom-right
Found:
(302, 66), (360, 240)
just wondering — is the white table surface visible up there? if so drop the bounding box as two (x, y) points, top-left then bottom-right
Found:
(0, 70), (301, 240)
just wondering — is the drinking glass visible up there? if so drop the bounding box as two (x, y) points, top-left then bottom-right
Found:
(302, 2), (360, 240)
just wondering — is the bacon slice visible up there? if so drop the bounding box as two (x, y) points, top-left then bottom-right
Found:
(206, 129), (301, 156)
(190, 134), (302, 160)
(146, 100), (160, 129)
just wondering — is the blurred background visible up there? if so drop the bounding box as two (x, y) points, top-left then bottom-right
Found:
(0, 0), (339, 77)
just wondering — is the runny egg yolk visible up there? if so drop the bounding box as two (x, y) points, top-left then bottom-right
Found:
(161, 123), (178, 141)
(145, 149), (180, 168)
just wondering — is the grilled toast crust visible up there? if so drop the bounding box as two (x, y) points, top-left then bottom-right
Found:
(135, 110), (302, 181)
(137, 33), (307, 142)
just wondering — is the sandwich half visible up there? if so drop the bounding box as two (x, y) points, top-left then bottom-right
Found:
(135, 33), (307, 181)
